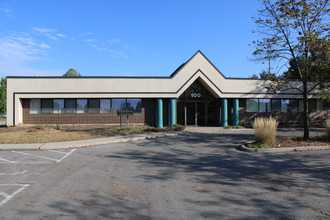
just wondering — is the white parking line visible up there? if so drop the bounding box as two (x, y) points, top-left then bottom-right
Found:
(12, 151), (59, 162)
(0, 184), (30, 207)
(0, 149), (76, 164)
(49, 150), (68, 155)
(0, 158), (15, 163)
(0, 170), (28, 176)
(57, 149), (76, 163)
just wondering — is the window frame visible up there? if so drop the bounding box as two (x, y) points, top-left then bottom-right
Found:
(53, 99), (65, 114)
(30, 99), (41, 114)
(41, 99), (53, 114)
(87, 99), (100, 114)
(100, 99), (112, 113)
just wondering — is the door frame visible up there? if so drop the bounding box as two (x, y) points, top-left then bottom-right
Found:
(178, 100), (208, 126)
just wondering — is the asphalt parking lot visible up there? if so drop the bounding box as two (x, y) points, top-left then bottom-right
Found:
(0, 130), (329, 219)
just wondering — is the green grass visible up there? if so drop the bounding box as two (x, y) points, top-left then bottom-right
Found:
(245, 142), (269, 148)
(118, 127), (134, 131)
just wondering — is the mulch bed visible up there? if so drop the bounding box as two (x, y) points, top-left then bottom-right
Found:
(273, 136), (330, 148)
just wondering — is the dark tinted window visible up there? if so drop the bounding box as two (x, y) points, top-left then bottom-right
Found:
(88, 99), (100, 113)
(65, 99), (76, 113)
(127, 99), (141, 113)
(41, 99), (53, 114)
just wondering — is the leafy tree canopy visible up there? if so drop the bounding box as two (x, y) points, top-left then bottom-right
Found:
(252, 0), (329, 139)
(0, 77), (7, 115)
(63, 68), (81, 77)
(251, 70), (277, 80)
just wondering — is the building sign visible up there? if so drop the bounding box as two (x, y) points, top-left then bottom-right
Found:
(191, 93), (201, 98)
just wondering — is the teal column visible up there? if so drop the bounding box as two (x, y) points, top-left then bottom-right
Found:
(221, 98), (228, 127)
(233, 98), (239, 126)
(157, 98), (163, 128)
(169, 98), (177, 127)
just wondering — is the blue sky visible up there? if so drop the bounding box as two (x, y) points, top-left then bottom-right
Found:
(0, 0), (268, 78)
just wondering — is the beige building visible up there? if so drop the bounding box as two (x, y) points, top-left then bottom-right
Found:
(6, 51), (330, 127)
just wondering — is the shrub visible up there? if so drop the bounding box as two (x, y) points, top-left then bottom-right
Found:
(143, 127), (165, 132)
(252, 117), (278, 146)
(224, 125), (243, 129)
(118, 127), (133, 132)
(173, 124), (185, 131)
(326, 120), (330, 139)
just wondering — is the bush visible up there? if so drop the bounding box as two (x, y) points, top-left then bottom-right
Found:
(326, 120), (330, 140)
(252, 117), (278, 146)
(173, 124), (185, 131)
(143, 127), (165, 132)
(118, 127), (133, 131)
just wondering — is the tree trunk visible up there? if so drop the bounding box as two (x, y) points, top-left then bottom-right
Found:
(303, 81), (310, 139)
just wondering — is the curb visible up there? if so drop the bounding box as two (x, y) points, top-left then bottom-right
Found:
(236, 144), (330, 153)
(0, 131), (184, 151)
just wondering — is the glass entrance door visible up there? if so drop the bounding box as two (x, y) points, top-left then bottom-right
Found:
(183, 101), (208, 126)
(177, 80), (217, 126)
(186, 102), (196, 125)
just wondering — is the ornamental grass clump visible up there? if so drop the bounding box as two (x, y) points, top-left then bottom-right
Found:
(326, 120), (330, 140)
(252, 117), (279, 146)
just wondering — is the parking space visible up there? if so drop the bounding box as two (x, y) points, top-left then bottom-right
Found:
(0, 149), (76, 209)
(0, 131), (329, 219)
(0, 184), (30, 208)
(0, 149), (75, 164)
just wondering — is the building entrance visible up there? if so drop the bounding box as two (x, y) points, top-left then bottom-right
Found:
(177, 80), (216, 126)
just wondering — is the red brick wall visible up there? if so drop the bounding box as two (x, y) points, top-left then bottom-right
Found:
(23, 99), (156, 126)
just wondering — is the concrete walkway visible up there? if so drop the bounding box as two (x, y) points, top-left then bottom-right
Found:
(0, 131), (184, 151)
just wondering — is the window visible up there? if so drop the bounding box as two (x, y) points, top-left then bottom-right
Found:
(271, 99), (281, 112)
(100, 99), (111, 113)
(299, 100), (304, 112)
(246, 99), (258, 112)
(77, 99), (87, 114)
(289, 99), (299, 112)
(65, 99), (76, 113)
(316, 100), (323, 111)
(308, 99), (316, 112)
(127, 99), (142, 113)
(88, 99), (100, 113)
(112, 99), (127, 111)
(324, 101), (330, 111)
(30, 99), (41, 114)
(41, 99), (53, 114)
(259, 99), (271, 112)
(53, 99), (64, 114)
(281, 99), (289, 112)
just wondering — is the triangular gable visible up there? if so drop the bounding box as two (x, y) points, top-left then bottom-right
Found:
(170, 50), (227, 98)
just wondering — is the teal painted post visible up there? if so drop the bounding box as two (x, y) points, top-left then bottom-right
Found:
(233, 98), (239, 126)
(221, 98), (228, 127)
(169, 98), (177, 127)
(157, 98), (163, 128)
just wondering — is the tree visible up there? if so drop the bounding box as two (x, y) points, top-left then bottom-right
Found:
(252, 0), (330, 139)
(251, 70), (277, 79)
(63, 68), (81, 77)
(0, 77), (7, 115)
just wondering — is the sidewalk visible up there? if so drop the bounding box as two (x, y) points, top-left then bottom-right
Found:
(0, 131), (184, 151)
